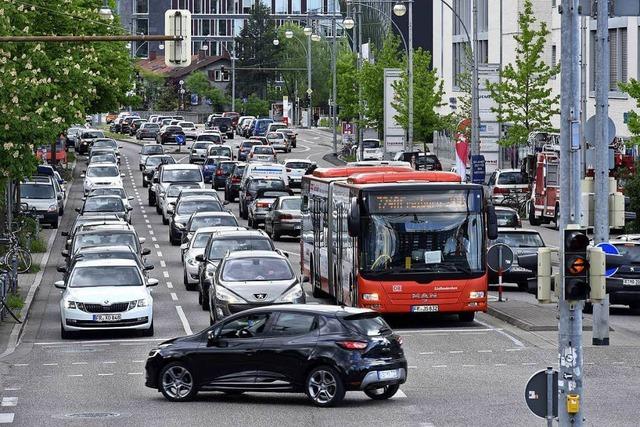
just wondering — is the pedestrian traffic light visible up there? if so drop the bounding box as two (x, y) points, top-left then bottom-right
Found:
(165, 9), (192, 68)
(564, 226), (590, 301)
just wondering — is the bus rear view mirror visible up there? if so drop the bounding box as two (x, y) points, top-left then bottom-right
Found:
(348, 198), (360, 238)
(487, 205), (498, 240)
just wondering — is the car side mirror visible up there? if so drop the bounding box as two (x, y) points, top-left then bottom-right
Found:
(75, 207), (81, 213)
(61, 231), (69, 237)
(153, 177), (159, 183)
(56, 265), (67, 273)
(80, 173), (86, 178)
(167, 207), (174, 215)
(128, 196), (134, 201)
(223, 200), (229, 205)
(347, 198), (360, 238)
(207, 330), (224, 346)
(141, 248), (151, 256)
(120, 173), (125, 177)
(195, 254), (204, 262)
(144, 264), (155, 271)
(147, 278), (159, 287)
(487, 205), (499, 240)
(81, 197), (86, 201)
(54, 280), (66, 289)
(180, 243), (188, 250)
(57, 194), (63, 200)
(127, 206), (133, 211)
(139, 237), (146, 244)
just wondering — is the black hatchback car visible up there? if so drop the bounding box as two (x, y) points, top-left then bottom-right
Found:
(145, 305), (407, 406)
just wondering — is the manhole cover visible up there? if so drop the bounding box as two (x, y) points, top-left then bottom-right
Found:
(65, 413), (120, 419)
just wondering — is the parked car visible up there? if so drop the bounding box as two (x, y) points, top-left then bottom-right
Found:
(248, 189), (293, 229)
(156, 125), (186, 145)
(144, 305), (407, 406)
(189, 141), (214, 164)
(264, 196), (302, 240)
(77, 129), (105, 155)
(213, 160), (237, 191)
(139, 144), (165, 170)
(356, 139), (384, 161)
(56, 259), (157, 338)
(224, 162), (246, 202)
(247, 145), (277, 163)
(284, 159), (315, 188)
(20, 177), (61, 228)
(487, 169), (530, 205)
(202, 155), (231, 183)
(82, 163), (124, 195)
(179, 121), (198, 140)
(136, 122), (160, 140)
(489, 228), (546, 290)
(168, 196), (224, 245)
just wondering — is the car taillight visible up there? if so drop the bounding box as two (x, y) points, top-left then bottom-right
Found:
(232, 176), (241, 183)
(249, 153), (253, 158)
(257, 202), (270, 208)
(215, 169), (223, 176)
(278, 213), (293, 220)
(493, 187), (509, 194)
(397, 336), (403, 346)
(337, 341), (368, 350)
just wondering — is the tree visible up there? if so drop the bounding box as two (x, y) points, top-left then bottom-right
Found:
(392, 48), (446, 143)
(359, 35), (404, 136)
(335, 46), (358, 122)
(234, 3), (277, 99)
(236, 94), (270, 117)
(486, 0), (559, 147)
(185, 71), (227, 111)
(620, 80), (640, 145)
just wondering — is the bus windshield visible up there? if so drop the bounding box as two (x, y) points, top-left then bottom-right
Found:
(361, 190), (484, 275)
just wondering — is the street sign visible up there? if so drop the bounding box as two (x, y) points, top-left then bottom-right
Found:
(306, 88), (313, 95)
(487, 243), (514, 273)
(596, 242), (620, 278)
(584, 115), (615, 145)
(525, 368), (558, 420)
(175, 134), (185, 146)
(471, 155), (486, 184)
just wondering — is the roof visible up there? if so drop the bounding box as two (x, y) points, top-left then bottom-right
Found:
(73, 258), (138, 268)
(75, 245), (136, 254)
(136, 54), (229, 78)
(312, 165), (412, 179)
(284, 158), (314, 164)
(497, 227), (540, 234)
(189, 211), (235, 218)
(211, 229), (269, 239)
(194, 226), (245, 235)
(161, 163), (201, 170)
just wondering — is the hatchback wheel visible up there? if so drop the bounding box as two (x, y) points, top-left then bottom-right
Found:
(364, 383), (400, 400)
(159, 362), (197, 402)
(305, 366), (345, 407)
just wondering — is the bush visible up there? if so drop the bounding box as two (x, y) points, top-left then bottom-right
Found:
(318, 117), (330, 127)
(6, 292), (24, 311)
(30, 238), (47, 253)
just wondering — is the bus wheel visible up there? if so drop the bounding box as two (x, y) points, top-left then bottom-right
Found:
(459, 312), (475, 323)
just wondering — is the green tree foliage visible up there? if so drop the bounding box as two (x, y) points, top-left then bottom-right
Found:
(235, 94), (270, 117)
(392, 48), (446, 143)
(0, 0), (133, 181)
(486, 0), (559, 147)
(335, 46), (358, 121)
(619, 80), (640, 144)
(235, 3), (277, 99)
(137, 68), (166, 111)
(359, 35), (403, 136)
(185, 71), (227, 111)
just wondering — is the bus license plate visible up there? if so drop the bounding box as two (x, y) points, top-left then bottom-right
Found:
(94, 314), (121, 322)
(411, 305), (439, 313)
(623, 279), (639, 286)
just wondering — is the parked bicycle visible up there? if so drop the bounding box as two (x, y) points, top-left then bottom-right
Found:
(0, 229), (32, 274)
(499, 192), (531, 218)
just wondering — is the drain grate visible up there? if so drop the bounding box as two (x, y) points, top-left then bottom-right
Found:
(65, 412), (120, 419)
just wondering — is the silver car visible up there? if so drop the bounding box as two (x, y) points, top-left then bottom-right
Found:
(20, 177), (61, 228)
(209, 250), (305, 323)
(189, 141), (214, 163)
(139, 144), (165, 170)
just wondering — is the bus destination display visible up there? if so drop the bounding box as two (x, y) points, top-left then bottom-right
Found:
(368, 191), (480, 213)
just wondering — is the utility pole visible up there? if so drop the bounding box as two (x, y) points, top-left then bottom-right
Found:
(559, 0), (584, 425)
(470, 0), (481, 158)
(331, 7), (338, 155)
(231, 39), (236, 113)
(307, 24), (313, 129)
(407, 1), (414, 152)
(357, 2), (364, 160)
(592, 0), (611, 346)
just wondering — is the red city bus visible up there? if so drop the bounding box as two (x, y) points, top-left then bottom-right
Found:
(301, 167), (498, 322)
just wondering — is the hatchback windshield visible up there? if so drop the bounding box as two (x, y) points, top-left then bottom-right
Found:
(492, 232), (544, 248)
(210, 147), (232, 157)
(281, 198), (302, 210)
(165, 126), (182, 132)
(82, 131), (104, 139)
(69, 266), (142, 288)
(198, 134), (221, 143)
(21, 184), (54, 199)
(167, 183), (199, 197)
(84, 197), (124, 212)
(222, 257), (293, 281)
(189, 215), (238, 231)
(497, 171), (528, 185)
(75, 232), (137, 252)
(207, 238), (272, 259)
(220, 162), (236, 173)
(89, 188), (126, 198)
(142, 145), (163, 155)
(146, 156), (175, 168)
(162, 169), (202, 182)
(194, 142), (212, 150)
(143, 123), (160, 130)
(179, 122), (195, 129)
(614, 244), (640, 263)
(87, 165), (119, 178)
(362, 140), (380, 149)
(192, 232), (213, 249)
(254, 147), (274, 155)
(93, 140), (117, 149)
(90, 154), (117, 164)
(177, 199), (221, 215)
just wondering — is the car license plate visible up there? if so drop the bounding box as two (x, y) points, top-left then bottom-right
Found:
(623, 279), (639, 286)
(411, 305), (439, 313)
(37, 214), (44, 219)
(294, 225), (301, 230)
(93, 314), (121, 322)
(378, 369), (399, 380)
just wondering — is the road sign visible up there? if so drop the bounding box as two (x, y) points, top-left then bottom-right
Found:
(175, 134), (185, 146)
(596, 242), (620, 278)
(487, 244), (514, 273)
(584, 115), (615, 145)
(525, 368), (558, 420)
(306, 88), (313, 95)
(471, 155), (486, 184)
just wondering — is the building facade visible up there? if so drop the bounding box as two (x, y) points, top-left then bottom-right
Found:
(433, 0), (639, 145)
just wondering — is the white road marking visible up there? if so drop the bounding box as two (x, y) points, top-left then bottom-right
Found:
(462, 365), (478, 368)
(98, 373), (114, 376)
(170, 292), (178, 301)
(68, 374), (83, 377)
(147, 224), (152, 229)
(3, 388), (20, 391)
(175, 305), (193, 335)
(143, 214), (147, 218)
(395, 328), (499, 334)
(157, 251), (163, 257)
(160, 261), (166, 268)
(394, 389), (407, 399)
(1, 397), (18, 407)
(72, 362), (88, 365)
(43, 363), (58, 366)
(505, 348), (523, 352)
(478, 350), (492, 353)
(449, 350), (463, 354)
(166, 281), (173, 288)
(83, 343), (109, 347)
(475, 319), (525, 347)
(494, 363), (507, 366)
(419, 352), (434, 355)
(0, 413), (15, 423)
(612, 361), (624, 365)
(128, 372), (143, 375)
(432, 365), (448, 368)
(163, 271), (169, 278)
(151, 236), (157, 242)
(154, 244), (160, 249)
(132, 360), (146, 363)
(103, 361), (117, 364)
(145, 219), (150, 224)
(149, 230), (154, 235)
(12, 364), (28, 367)
(34, 338), (168, 345)
(522, 363), (537, 366)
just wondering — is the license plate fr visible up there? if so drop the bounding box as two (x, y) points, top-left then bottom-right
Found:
(411, 305), (439, 313)
(623, 279), (639, 286)
(94, 314), (121, 322)
(378, 369), (398, 380)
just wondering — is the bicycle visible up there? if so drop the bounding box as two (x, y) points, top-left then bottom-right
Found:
(0, 267), (22, 323)
(499, 192), (531, 218)
(0, 229), (32, 275)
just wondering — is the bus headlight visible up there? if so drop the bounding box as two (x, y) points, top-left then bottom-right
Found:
(469, 291), (485, 299)
(362, 293), (379, 301)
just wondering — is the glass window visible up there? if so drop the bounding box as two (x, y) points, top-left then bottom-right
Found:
(285, 162), (312, 170)
(222, 257), (294, 281)
(492, 232), (544, 248)
(307, 0), (322, 12)
(192, 232), (213, 248)
(84, 197), (124, 213)
(162, 169), (203, 182)
(167, 183), (199, 197)
(292, 0), (302, 14)
(87, 166), (119, 177)
(614, 244), (640, 263)
(270, 313), (316, 336)
(340, 313), (391, 336)
(497, 171), (527, 185)
(135, 0), (148, 14)
(89, 188), (126, 198)
(280, 198), (302, 210)
(190, 215), (238, 230)
(207, 238), (273, 259)
(21, 184), (54, 199)
(275, 0), (288, 13)
(177, 199), (222, 215)
(75, 233), (137, 253)
(142, 145), (164, 155)
(69, 266), (142, 288)
(198, 134), (222, 142)
(218, 313), (270, 339)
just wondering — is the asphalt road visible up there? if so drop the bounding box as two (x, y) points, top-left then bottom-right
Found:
(0, 129), (639, 426)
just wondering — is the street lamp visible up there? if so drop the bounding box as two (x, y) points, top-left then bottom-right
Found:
(285, 30), (294, 39)
(178, 79), (185, 110)
(342, 17), (355, 30)
(311, 34), (321, 42)
(98, 0), (113, 21)
(393, 3), (407, 17)
(303, 27), (313, 37)
(272, 38), (280, 46)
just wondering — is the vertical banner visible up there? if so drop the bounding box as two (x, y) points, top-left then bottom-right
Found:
(282, 96), (289, 123)
(455, 119), (471, 181)
(383, 68), (405, 156)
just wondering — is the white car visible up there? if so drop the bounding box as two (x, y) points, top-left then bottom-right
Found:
(86, 186), (134, 212)
(179, 121), (198, 140)
(82, 163), (124, 195)
(189, 141), (214, 163)
(266, 131), (290, 152)
(56, 259), (157, 338)
(355, 139), (384, 161)
(160, 183), (201, 225)
(284, 159), (315, 188)
(248, 145), (277, 163)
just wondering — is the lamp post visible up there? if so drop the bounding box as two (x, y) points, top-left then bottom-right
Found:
(178, 79), (185, 110)
(98, 0), (113, 21)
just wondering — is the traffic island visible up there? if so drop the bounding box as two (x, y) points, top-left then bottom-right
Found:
(488, 299), (599, 332)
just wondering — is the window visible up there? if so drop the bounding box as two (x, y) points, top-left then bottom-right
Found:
(193, 0), (202, 14)
(135, 18), (148, 57)
(218, 313), (271, 339)
(453, 42), (470, 89)
(589, 27), (628, 92)
(134, 0), (148, 14)
(292, 0), (302, 14)
(275, 0), (287, 13)
(270, 313), (317, 336)
(452, 0), (472, 90)
(202, 19), (210, 36)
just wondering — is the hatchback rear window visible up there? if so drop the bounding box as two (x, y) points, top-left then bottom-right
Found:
(340, 313), (392, 336)
(492, 232), (544, 248)
(497, 172), (527, 185)
(222, 257), (293, 281)
(286, 162), (312, 170)
(254, 147), (274, 155)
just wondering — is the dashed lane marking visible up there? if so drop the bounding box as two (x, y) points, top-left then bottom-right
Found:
(128, 372), (143, 375)
(505, 348), (523, 352)
(151, 237), (157, 242)
(154, 244), (160, 249)
(170, 293), (178, 301)
(432, 365), (448, 368)
(0, 413), (15, 423)
(166, 282), (173, 289)
(43, 363), (58, 366)
(103, 361), (117, 364)
(522, 363), (537, 366)
(12, 364), (28, 367)
(175, 306), (193, 335)
(68, 374), (83, 377)
(394, 389), (407, 399)
(478, 350), (492, 353)
(462, 365), (478, 368)
(3, 388), (19, 392)
(449, 350), (463, 354)
(1, 397), (18, 407)
(163, 271), (169, 278)
(132, 360), (145, 363)
(71, 362), (88, 365)
(160, 261), (166, 268)
(98, 373), (114, 376)
(157, 251), (163, 257)
(148, 230), (154, 235)
(419, 352), (434, 355)
(475, 319), (525, 348)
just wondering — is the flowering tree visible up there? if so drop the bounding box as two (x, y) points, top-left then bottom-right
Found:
(0, 0), (133, 181)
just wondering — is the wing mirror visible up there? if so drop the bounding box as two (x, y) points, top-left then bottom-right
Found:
(167, 207), (174, 215)
(139, 237), (146, 245)
(128, 196), (134, 201)
(347, 198), (360, 238)
(80, 173), (86, 178)
(61, 249), (69, 258)
(180, 243), (188, 250)
(147, 278), (159, 287)
(207, 330), (225, 346)
(487, 205), (499, 240)
(153, 177), (159, 183)
(141, 248), (151, 256)
(57, 193), (63, 200)
(54, 280), (66, 289)
(120, 173), (125, 177)
(144, 264), (155, 271)
(195, 254), (204, 262)
(61, 231), (69, 237)
(75, 207), (81, 213)
(56, 265), (67, 273)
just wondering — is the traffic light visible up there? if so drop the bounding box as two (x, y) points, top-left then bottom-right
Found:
(588, 246), (606, 302)
(221, 66), (229, 80)
(564, 226), (590, 301)
(165, 10), (192, 68)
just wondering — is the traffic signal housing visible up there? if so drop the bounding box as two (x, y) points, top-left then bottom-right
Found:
(564, 227), (590, 301)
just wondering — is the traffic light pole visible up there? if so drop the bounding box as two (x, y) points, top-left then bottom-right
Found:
(559, 1), (584, 425)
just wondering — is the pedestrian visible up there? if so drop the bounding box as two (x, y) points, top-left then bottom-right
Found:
(313, 112), (319, 127)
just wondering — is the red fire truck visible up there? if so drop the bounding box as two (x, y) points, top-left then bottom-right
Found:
(528, 151), (560, 226)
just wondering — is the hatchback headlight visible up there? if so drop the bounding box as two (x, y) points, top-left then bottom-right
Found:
(276, 285), (304, 303)
(129, 298), (150, 310)
(205, 264), (216, 278)
(65, 300), (78, 309)
(215, 287), (244, 303)
(48, 204), (58, 212)
(186, 256), (198, 266)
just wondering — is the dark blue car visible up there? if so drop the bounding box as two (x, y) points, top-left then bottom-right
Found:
(202, 156), (229, 183)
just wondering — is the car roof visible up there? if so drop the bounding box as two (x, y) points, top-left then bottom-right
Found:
(161, 163), (200, 170)
(84, 195), (122, 201)
(610, 240), (640, 245)
(76, 245), (136, 255)
(190, 211), (234, 218)
(495, 169), (523, 173)
(497, 227), (540, 234)
(178, 195), (219, 203)
(285, 159), (313, 164)
(194, 226), (244, 235)
(73, 258), (138, 268)
(211, 229), (269, 239)
(87, 162), (118, 168)
(180, 188), (217, 194)
(224, 250), (284, 260)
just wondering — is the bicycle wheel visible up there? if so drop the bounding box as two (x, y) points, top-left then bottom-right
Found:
(6, 248), (32, 274)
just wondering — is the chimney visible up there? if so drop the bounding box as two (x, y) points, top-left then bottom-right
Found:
(198, 48), (206, 61)
(149, 50), (157, 61)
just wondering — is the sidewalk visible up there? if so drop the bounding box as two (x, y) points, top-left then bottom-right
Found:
(487, 298), (596, 332)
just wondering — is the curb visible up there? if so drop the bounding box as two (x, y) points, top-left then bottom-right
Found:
(487, 305), (596, 332)
(323, 153), (346, 166)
